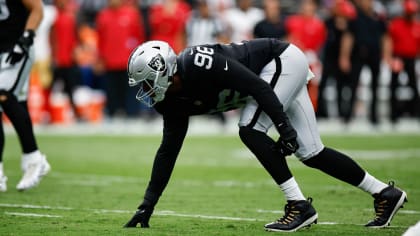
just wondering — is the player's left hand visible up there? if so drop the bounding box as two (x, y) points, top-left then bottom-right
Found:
(6, 30), (34, 65)
(124, 206), (154, 228)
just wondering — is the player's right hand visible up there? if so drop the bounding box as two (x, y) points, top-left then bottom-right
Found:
(124, 207), (153, 228)
(276, 137), (299, 156)
(275, 121), (299, 156)
(6, 30), (34, 65)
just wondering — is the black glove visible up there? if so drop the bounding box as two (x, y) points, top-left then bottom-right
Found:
(274, 120), (299, 156)
(276, 137), (299, 156)
(6, 30), (35, 65)
(124, 205), (154, 228)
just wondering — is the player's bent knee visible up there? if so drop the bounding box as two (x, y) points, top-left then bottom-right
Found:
(238, 126), (254, 142)
(239, 126), (268, 145)
(0, 90), (19, 107)
(0, 90), (11, 103)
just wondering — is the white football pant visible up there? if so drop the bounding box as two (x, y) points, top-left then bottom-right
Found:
(239, 44), (324, 161)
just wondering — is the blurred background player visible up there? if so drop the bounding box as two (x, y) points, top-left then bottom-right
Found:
(316, 0), (356, 119)
(223, 0), (264, 42)
(49, 0), (81, 121)
(95, 0), (146, 118)
(284, 0), (327, 111)
(339, 0), (391, 126)
(0, 0), (50, 192)
(387, 0), (420, 124)
(32, 0), (56, 121)
(148, 0), (191, 53)
(186, 0), (229, 46)
(253, 0), (287, 39)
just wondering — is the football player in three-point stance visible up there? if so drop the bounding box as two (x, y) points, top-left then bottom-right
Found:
(0, 0), (50, 192)
(124, 39), (407, 232)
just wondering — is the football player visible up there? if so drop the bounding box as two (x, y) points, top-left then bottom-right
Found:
(0, 0), (50, 192)
(124, 39), (407, 232)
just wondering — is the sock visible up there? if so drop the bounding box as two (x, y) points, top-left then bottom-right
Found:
(279, 177), (306, 201)
(0, 162), (3, 176)
(22, 150), (42, 160)
(357, 172), (388, 195)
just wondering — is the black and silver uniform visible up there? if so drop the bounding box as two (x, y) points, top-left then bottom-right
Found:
(0, 0), (29, 52)
(155, 38), (289, 116)
(144, 38), (290, 202)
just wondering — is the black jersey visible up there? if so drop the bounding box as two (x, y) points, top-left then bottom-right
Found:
(155, 38), (289, 116)
(145, 39), (291, 201)
(0, 0), (29, 52)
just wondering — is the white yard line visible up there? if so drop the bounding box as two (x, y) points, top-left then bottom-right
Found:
(0, 203), (264, 222)
(155, 211), (260, 222)
(400, 210), (420, 214)
(5, 212), (62, 218)
(0, 203), (73, 210)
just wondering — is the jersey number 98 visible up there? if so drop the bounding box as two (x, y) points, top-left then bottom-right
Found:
(193, 46), (214, 70)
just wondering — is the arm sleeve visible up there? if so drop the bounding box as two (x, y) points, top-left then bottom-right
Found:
(216, 56), (291, 135)
(143, 115), (189, 207)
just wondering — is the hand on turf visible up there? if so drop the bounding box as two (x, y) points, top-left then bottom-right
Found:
(124, 207), (153, 228)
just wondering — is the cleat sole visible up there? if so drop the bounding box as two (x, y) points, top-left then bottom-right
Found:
(265, 213), (318, 232)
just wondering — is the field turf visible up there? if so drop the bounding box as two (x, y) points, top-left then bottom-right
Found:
(0, 133), (419, 235)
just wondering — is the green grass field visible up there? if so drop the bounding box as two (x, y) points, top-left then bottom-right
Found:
(0, 133), (419, 236)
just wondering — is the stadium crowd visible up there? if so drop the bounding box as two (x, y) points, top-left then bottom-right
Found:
(21, 0), (420, 126)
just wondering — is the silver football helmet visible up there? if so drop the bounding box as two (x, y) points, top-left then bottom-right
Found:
(127, 40), (177, 107)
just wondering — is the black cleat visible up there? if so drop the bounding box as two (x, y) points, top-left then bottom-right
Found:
(124, 208), (153, 228)
(264, 198), (318, 232)
(365, 181), (408, 228)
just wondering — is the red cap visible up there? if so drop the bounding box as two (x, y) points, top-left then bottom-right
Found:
(336, 0), (357, 19)
(404, 0), (419, 14)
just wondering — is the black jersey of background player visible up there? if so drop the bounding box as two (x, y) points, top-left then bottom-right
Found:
(154, 38), (289, 116)
(0, 0), (29, 52)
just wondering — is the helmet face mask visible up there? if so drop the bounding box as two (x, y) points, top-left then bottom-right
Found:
(127, 41), (177, 107)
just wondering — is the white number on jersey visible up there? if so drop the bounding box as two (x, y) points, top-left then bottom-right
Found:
(193, 46), (214, 70)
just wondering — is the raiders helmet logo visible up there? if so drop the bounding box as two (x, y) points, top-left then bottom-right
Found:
(148, 54), (166, 72)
